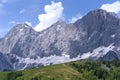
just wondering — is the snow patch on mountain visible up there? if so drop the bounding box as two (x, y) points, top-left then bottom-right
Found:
(81, 43), (115, 59)
(13, 54), (80, 70)
(111, 34), (116, 38)
(12, 43), (115, 70)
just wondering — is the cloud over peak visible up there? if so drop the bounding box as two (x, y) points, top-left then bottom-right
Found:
(101, 1), (120, 14)
(34, 1), (64, 32)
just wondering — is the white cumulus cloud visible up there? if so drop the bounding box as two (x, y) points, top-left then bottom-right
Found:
(70, 13), (82, 23)
(34, 1), (64, 32)
(101, 1), (120, 14)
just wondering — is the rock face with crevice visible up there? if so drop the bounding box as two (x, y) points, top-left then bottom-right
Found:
(0, 9), (120, 71)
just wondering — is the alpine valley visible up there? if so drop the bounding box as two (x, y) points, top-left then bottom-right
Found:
(0, 9), (120, 71)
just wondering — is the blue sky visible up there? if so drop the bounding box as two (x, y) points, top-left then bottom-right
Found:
(0, 0), (120, 37)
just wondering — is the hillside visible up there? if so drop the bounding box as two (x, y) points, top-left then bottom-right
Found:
(0, 60), (120, 80)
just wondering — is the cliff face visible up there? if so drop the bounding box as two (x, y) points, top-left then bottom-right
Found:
(0, 9), (120, 71)
(0, 52), (13, 71)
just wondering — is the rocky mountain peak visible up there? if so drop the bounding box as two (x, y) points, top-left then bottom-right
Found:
(0, 23), (38, 56)
(55, 19), (65, 24)
(86, 9), (118, 18)
(78, 9), (120, 38)
(12, 23), (31, 30)
(82, 9), (119, 23)
(49, 19), (66, 29)
(4, 23), (36, 38)
(88, 9), (107, 14)
(1, 9), (120, 71)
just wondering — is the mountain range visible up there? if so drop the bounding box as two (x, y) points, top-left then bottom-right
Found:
(0, 9), (120, 71)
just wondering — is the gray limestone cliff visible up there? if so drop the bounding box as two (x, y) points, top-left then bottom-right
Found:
(0, 9), (120, 71)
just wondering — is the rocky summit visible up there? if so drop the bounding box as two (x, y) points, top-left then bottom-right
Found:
(0, 9), (120, 71)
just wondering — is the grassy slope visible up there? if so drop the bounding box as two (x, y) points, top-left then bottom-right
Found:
(0, 63), (81, 80)
(0, 60), (120, 80)
(0, 72), (8, 80)
(22, 64), (81, 80)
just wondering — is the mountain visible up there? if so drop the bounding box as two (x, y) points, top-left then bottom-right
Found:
(99, 51), (119, 61)
(0, 52), (13, 71)
(0, 38), (2, 41)
(0, 9), (120, 71)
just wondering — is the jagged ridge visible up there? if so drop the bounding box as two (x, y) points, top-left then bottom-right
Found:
(0, 9), (120, 71)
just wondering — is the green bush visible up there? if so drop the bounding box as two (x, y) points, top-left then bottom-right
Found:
(6, 71), (23, 80)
